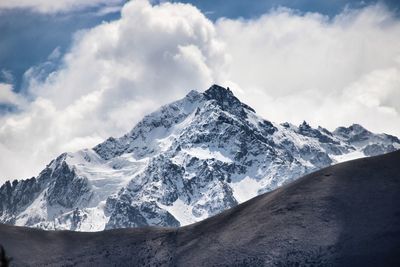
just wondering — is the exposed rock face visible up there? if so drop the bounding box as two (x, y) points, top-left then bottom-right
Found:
(1, 84), (399, 231)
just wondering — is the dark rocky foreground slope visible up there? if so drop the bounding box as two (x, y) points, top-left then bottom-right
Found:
(1, 150), (400, 266)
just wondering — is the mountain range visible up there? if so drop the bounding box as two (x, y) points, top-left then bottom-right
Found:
(1, 84), (399, 231)
(1, 150), (399, 266)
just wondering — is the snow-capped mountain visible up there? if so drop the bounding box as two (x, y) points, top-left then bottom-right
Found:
(1, 85), (399, 231)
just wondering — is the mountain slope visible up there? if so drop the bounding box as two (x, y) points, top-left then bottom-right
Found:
(1, 150), (400, 266)
(1, 85), (399, 231)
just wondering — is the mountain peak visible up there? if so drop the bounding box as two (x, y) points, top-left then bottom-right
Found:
(334, 123), (370, 137)
(2, 84), (399, 232)
(299, 120), (311, 129)
(203, 84), (255, 114)
(349, 123), (368, 132)
(203, 84), (234, 100)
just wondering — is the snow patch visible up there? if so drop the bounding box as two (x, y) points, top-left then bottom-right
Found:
(78, 205), (108, 232)
(332, 150), (365, 163)
(183, 147), (232, 163)
(231, 176), (261, 203)
(159, 199), (198, 226)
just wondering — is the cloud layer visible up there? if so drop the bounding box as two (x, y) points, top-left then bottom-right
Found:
(218, 5), (400, 135)
(1, 0), (400, 182)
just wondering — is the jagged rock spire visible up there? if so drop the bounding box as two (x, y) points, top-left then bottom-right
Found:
(203, 84), (255, 115)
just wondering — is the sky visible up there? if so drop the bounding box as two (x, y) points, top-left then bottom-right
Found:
(1, 0), (400, 182)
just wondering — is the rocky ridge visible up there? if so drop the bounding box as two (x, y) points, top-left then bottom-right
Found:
(1, 85), (399, 231)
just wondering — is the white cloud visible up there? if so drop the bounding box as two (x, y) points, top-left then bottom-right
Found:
(1, 1), (400, 182)
(217, 4), (400, 136)
(0, 0), (124, 13)
(0, 83), (24, 106)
